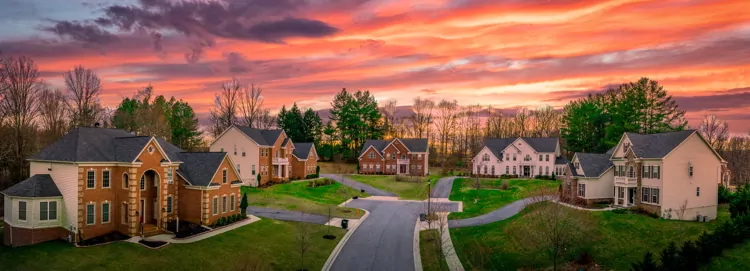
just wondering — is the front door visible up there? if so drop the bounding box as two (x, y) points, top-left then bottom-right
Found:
(628, 188), (636, 206)
(139, 199), (145, 223)
(400, 165), (407, 174)
(523, 166), (530, 177)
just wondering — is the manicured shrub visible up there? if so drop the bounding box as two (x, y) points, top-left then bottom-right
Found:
(256, 173), (262, 186)
(719, 184), (734, 204)
(730, 184), (750, 218)
(240, 193), (249, 214)
(316, 165), (320, 175)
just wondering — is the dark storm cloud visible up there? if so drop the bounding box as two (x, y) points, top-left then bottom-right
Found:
(675, 91), (750, 112)
(42, 20), (118, 44)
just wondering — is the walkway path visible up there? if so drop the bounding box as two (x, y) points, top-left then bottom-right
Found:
(448, 195), (555, 228)
(246, 206), (330, 224)
(431, 176), (457, 198)
(138, 215), (261, 244)
(323, 174), (396, 197)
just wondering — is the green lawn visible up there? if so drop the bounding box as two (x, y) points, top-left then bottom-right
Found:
(348, 175), (437, 200)
(448, 178), (561, 219)
(242, 179), (367, 219)
(420, 230), (449, 271)
(0, 219), (344, 271)
(450, 203), (729, 270)
(702, 239), (750, 271)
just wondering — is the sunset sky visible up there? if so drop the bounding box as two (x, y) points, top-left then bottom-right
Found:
(1, 0), (749, 132)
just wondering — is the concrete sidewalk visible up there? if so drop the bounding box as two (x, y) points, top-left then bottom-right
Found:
(132, 215), (261, 244)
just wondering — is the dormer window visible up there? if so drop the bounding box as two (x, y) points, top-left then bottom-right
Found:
(574, 162), (580, 169)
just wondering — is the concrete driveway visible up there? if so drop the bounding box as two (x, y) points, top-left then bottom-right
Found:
(431, 176), (457, 198)
(330, 199), (460, 271)
(322, 174), (396, 197)
(246, 206), (329, 224)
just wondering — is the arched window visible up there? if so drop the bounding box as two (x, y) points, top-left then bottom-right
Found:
(545, 154), (550, 161)
(628, 166), (635, 178)
(491, 165), (495, 175)
(476, 165), (481, 174)
(483, 165), (487, 174)
(524, 155), (531, 161)
(123, 173), (129, 189)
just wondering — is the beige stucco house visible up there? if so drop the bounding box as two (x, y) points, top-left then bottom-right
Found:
(471, 137), (568, 178)
(562, 130), (725, 221)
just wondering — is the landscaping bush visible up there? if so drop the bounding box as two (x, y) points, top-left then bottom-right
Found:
(307, 178), (334, 187)
(240, 193), (248, 214)
(305, 174), (319, 179)
(500, 174), (519, 179)
(719, 184), (734, 204)
(630, 213), (750, 271)
(316, 165), (320, 176)
(730, 184), (750, 218)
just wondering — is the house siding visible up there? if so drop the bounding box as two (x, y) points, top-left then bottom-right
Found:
(472, 139), (557, 177)
(210, 127), (260, 186)
(29, 162), (78, 230)
(579, 169), (614, 200)
(662, 133), (720, 220)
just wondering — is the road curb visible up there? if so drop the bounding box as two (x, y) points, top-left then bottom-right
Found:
(413, 217), (423, 271)
(322, 208), (370, 271)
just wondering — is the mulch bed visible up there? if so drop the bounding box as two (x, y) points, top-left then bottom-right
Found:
(77, 231), (130, 247)
(167, 220), (209, 239)
(139, 239), (168, 249)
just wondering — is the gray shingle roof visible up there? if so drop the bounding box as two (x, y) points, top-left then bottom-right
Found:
(555, 155), (569, 165)
(293, 143), (314, 159)
(2, 174), (62, 197)
(235, 126), (283, 146)
(624, 130), (695, 158)
(178, 152), (228, 186)
(30, 127), (183, 162)
(521, 137), (558, 153)
(574, 153), (613, 178)
(484, 138), (516, 159)
(358, 138), (428, 156)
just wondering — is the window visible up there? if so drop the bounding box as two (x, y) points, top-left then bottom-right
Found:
(539, 166), (542, 175)
(644, 166), (651, 179)
(242, 151), (246, 157)
(505, 154), (509, 161)
(122, 203), (128, 225)
(545, 155), (549, 161)
(696, 187), (700, 197)
(628, 166), (635, 178)
(212, 197), (218, 215)
(222, 169), (228, 184)
(483, 154), (489, 161)
(539, 154), (543, 161)
(123, 173), (129, 189)
(230, 194), (236, 211)
(545, 166), (549, 175)
(506, 166), (509, 174)
(391, 153), (396, 160)
(577, 183), (586, 197)
(167, 196), (173, 213)
(102, 170), (110, 188)
(491, 166), (495, 175)
(39, 201), (57, 221)
(618, 187), (625, 199)
(168, 168), (174, 184)
(513, 166), (517, 174)
(524, 155), (531, 161)
(368, 152), (375, 159)
(87, 170), (95, 189)
(642, 187), (650, 202)
(102, 202), (110, 223)
(623, 142), (631, 153)
(148, 146), (154, 153)
(476, 166), (480, 174)
(654, 166), (660, 179)
(252, 165), (256, 175)
(689, 165), (693, 177)
(140, 175), (145, 191)
(87, 203), (95, 225)
(652, 188), (660, 204)
(221, 148), (224, 152)
(376, 164), (381, 171)
(18, 201), (27, 221)
(222, 196), (227, 213)
(483, 165), (487, 174)
(513, 154), (517, 161)
(234, 145), (237, 155)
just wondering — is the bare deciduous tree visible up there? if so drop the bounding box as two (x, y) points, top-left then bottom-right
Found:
(295, 221), (315, 271)
(723, 135), (750, 185)
(238, 83), (264, 128)
(699, 114), (729, 151)
(254, 108), (277, 129)
(209, 78), (242, 137)
(38, 87), (70, 145)
(64, 65), (102, 127)
(409, 97), (435, 138)
(434, 99), (458, 165)
(533, 105), (561, 137)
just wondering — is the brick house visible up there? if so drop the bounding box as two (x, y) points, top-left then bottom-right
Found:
(2, 127), (242, 247)
(358, 138), (429, 176)
(561, 130), (725, 221)
(290, 143), (319, 179)
(210, 126), (318, 186)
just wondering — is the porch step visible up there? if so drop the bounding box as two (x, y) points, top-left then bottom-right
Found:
(142, 224), (163, 237)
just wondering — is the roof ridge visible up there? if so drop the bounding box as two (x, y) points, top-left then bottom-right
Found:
(114, 135), (150, 139)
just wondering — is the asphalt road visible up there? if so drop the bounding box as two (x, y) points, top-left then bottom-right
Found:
(431, 176), (457, 198)
(330, 199), (460, 271)
(246, 206), (329, 224)
(322, 174), (397, 197)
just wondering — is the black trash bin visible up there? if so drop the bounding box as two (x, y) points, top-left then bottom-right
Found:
(419, 213), (426, 222)
(341, 219), (349, 229)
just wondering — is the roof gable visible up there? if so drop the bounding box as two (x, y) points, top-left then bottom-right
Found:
(625, 130), (696, 159)
(292, 143), (314, 159)
(178, 152), (228, 186)
(484, 138), (516, 158)
(399, 138), (428, 152)
(521, 137), (558, 153)
(233, 126), (284, 146)
(574, 152), (613, 178)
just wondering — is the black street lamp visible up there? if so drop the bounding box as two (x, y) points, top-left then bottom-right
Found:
(427, 180), (432, 216)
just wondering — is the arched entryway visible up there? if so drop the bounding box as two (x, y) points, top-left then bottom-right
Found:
(138, 170), (161, 226)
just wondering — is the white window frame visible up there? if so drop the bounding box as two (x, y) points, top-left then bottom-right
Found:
(230, 194), (236, 211)
(87, 170), (96, 189)
(696, 187), (700, 197)
(168, 168), (174, 184)
(87, 203), (96, 225)
(102, 170), (111, 188)
(18, 200), (27, 221)
(222, 196), (228, 213)
(577, 183), (586, 197)
(39, 201), (57, 221)
(102, 202), (111, 224)
(167, 196), (173, 214)
(652, 188), (660, 204)
(212, 197), (218, 215)
(123, 173), (129, 189)
(252, 165), (256, 175)
(545, 154), (549, 161)
(222, 168), (228, 184)
(140, 175), (146, 191)
(368, 152), (375, 159)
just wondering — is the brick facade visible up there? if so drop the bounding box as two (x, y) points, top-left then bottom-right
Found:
(3, 221), (68, 247)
